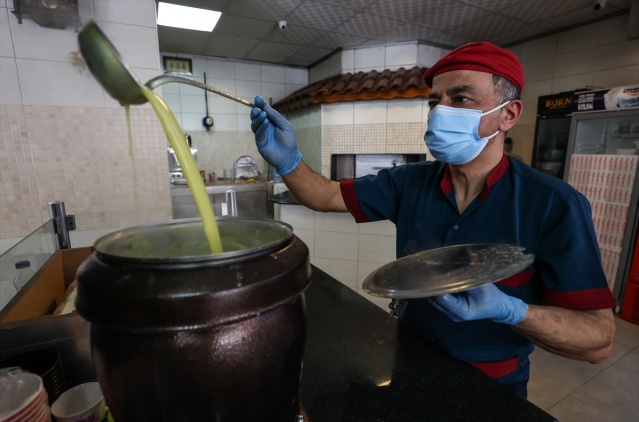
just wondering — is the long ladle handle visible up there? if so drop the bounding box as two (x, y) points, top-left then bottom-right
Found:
(146, 74), (254, 108)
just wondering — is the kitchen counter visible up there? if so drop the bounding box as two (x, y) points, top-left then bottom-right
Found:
(302, 267), (556, 421)
(170, 181), (274, 219)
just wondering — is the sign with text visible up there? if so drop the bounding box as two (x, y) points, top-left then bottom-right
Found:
(572, 84), (639, 112)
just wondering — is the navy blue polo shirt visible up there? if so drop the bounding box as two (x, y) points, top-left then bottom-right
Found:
(340, 154), (616, 392)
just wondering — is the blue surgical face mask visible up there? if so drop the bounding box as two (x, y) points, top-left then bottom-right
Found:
(424, 101), (510, 165)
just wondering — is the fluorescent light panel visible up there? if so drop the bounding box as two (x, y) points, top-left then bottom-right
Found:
(157, 2), (221, 32)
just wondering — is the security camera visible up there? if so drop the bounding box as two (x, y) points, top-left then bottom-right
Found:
(593, 0), (606, 11)
(278, 20), (287, 30)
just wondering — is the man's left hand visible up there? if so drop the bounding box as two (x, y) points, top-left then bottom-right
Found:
(432, 283), (528, 325)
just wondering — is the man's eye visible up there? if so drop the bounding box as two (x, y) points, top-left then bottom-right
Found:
(453, 96), (469, 104)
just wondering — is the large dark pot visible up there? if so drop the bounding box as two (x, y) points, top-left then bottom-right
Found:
(75, 218), (310, 422)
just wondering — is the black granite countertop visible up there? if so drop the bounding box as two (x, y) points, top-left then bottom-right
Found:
(302, 267), (556, 422)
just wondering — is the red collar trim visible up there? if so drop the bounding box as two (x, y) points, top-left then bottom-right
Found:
(481, 154), (510, 201)
(439, 154), (510, 202)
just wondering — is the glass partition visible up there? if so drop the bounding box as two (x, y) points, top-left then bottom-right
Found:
(0, 220), (58, 310)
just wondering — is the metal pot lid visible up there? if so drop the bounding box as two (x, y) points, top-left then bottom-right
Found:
(362, 244), (534, 299)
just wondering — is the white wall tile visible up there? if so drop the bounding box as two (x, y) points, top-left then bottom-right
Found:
(190, 57), (207, 78)
(309, 60), (329, 83)
(554, 48), (598, 78)
(599, 15), (630, 45)
(208, 95), (236, 115)
(96, 22), (160, 70)
(0, 7), (14, 58)
(285, 67), (307, 85)
(341, 49), (355, 73)
(594, 40), (639, 70)
(355, 46), (385, 71)
(280, 205), (314, 230)
(358, 220), (396, 236)
(235, 80), (261, 99)
(285, 83), (305, 96)
(163, 93), (181, 112)
(520, 36), (558, 62)
(11, 17), (78, 61)
(261, 64), (286, 83)
(206, 59), (236, 79)
(354, 100), (387, 124)
(593, 65), (639, 89)
(308, 106), (321, 127)
(18, 59), (104, 107)
(235, 62), (261, 81)
(0, 57), (21, 104)
(314, 212), (358, 233)
(387, 99), (422, 123)
(94, 0), (157, 28)
(236, 114), (251, 132)
(206, 78), (237, 95)
(523, 57), (556, 83)
(557, 25), (600, 55)
(417, 44), (448, 67)
(161, 81), (180, 95)
(179, 94), (205, 113)
(385, 43), (417, 68)
(288, 110), (309, 129)
(261, 82), (286, 103)
(551, 73), (595, 94)
(313, 257), (358, 289)
(323, 53), (343, 78)
(358, 234), (396, 264)
(323, 102), (354, 125)
(314, 231), (358, 261)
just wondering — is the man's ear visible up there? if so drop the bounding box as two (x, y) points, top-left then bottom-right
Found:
(500, 100), (523, 133)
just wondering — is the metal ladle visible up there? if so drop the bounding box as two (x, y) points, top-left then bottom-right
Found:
(78, 21), (253, 108)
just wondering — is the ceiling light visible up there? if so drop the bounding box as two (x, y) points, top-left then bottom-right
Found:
(157, 2), (221, 32)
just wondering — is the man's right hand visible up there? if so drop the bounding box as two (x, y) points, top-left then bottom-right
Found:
(250, 96), (302, 176)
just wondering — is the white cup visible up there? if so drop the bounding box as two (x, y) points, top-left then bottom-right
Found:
(51, 382), (105, 422)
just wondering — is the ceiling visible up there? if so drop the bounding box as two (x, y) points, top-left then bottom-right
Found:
(156, 0), (633, 68)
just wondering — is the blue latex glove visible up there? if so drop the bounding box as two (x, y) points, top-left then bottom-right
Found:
(250, 96), (302, 176)
(431, 283), (528, 325)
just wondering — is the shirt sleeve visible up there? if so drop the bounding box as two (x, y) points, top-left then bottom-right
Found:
(536, 190), (616, 310)
(339, 165), (418, 224)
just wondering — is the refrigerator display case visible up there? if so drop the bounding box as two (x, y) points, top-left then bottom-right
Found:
(564, 85), (639, 303)
(531, 91), (579, 178)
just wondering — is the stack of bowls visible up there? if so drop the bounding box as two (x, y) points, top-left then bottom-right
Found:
(51, 382), (105, 422)
(0, 369), (51, 422)
(0, 350), (65, 404)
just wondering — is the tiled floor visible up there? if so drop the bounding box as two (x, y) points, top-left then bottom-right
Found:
(527, 314), (639, 421)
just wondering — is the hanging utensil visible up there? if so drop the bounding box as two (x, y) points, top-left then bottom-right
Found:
(78, 21), (253, 108)
(202, 72), (214, 130)
(363, 243), (534, 299)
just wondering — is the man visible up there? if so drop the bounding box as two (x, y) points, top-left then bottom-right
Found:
(250, 42), (616, 397)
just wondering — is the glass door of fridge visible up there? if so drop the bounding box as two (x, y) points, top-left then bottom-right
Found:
(532, 115), (571, 178)
(570, 113), (639, 155)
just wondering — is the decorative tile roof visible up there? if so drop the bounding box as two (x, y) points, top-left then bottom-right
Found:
(272, 66), (431, 114)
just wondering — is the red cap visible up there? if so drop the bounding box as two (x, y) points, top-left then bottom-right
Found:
(423, 42), (524, 93)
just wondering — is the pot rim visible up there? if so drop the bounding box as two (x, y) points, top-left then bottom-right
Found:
(93, 217), (293, 266)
